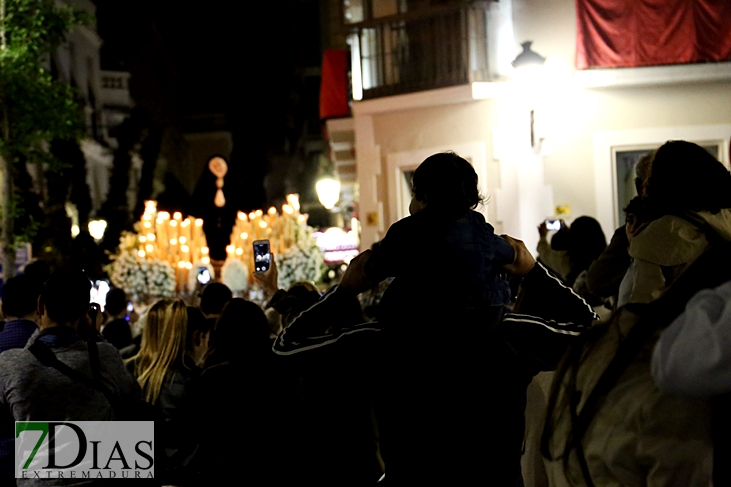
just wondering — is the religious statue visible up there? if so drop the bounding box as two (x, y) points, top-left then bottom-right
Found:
(190, 155), (237, 262)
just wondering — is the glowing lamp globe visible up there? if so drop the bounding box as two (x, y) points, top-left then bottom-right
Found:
(316, 178), (341, 210)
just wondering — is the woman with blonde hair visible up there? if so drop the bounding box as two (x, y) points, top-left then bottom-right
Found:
(128, 299), (210, 405)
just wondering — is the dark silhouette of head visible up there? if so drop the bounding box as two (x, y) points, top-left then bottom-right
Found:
(40, 269), (91, 325)
(23, 260), (51, 287)
(199, 282), (233, 318)
(2, 274), (42, 319)
(412, 152), (483, 217)
(105, 288), (127, 317)
(209, 298), (271, 364)
(566, 216), (606, 284)
(644, 140), (731, 217)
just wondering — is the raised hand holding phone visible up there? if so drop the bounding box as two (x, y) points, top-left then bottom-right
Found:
(253, 240), (278, 297)
(253, 240), (271, 272)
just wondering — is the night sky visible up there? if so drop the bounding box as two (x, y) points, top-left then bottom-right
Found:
(94, 0), (324, 210)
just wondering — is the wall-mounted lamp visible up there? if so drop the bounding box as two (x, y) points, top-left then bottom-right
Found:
(316, 178), (341, 210)
(511, 41), (546, 69)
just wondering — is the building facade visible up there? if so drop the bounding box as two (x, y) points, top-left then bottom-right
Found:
(342, 0), (731, 252)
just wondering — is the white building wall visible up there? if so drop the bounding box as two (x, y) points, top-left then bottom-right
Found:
(352, 0), (731, 250)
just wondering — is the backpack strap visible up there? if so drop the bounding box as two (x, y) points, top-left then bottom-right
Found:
(28, 340), (121, 414)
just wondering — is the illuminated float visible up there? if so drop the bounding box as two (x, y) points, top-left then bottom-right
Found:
(107, 196), (326, 299)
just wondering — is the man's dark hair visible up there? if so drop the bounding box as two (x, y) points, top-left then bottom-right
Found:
(40, 269), (91, 324)
(199, 282), (233, 316)
(2, 274), (42, 318)
(23, 260), (50, 286)
(644, 140), (731, 217)
(105, 288), (127, 316)
(412, 152), (483, 216)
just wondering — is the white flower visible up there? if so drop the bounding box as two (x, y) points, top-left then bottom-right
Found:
(275, 232), (326, 289)
(221, 259), (249, 292)
(147, 259), (176, 298)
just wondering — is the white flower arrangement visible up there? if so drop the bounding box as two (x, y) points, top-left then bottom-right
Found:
(221, 259), (249, 292)
(275, 226), (326, 289)
(188, 260), (216, 294)
(107, 231), (177, 301)
(108, 251), (148, 299)
(147, 259), (176, 299)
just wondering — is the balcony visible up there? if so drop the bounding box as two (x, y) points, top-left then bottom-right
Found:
(349, 2), (494, 100)
(100, 71), (132, 109)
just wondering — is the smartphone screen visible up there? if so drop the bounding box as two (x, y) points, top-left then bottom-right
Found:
(253, 240), (271, 272)
(197, 267), (211, 285)
(545, 219), (561, 231)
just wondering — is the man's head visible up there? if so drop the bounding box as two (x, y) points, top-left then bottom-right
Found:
(105, 288), (127, 317)
(199, 282), (232, 318)
(1, 274), (42, 321)
(38, 269), (91, 329)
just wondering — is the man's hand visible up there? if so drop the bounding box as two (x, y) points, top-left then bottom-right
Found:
(254, 253), (280, 297)
(502, 235), (536, 276)
(339, 250), (375, 295)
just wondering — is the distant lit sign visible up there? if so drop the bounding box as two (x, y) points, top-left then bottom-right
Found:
(315, 228), (360, 264)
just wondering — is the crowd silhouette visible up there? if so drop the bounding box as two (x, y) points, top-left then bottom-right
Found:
(0, 142), (729, 486)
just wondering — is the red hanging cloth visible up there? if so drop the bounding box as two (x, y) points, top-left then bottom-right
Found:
(320, 49), (350, 119)
(576, 0), (731, 69)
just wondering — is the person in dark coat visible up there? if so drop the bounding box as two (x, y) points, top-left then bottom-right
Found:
(186, 299), (301, 486)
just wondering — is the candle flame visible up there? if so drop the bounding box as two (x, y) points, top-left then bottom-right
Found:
(158, 212), (170, 220)
(255, 209), (263, 217)
(170, 220), (178, 227)
(201, 247), (209, 255)
(185, 262), (193, 270)
(235, 247), (243, 255)
(146, 244), (154, 253)
(226, 245), (235, 254)
(145, 200), (156, 209)
(138, 250), (146, 258)
(268, 207), (277, 215)
(181, 245), (190, 253)
(259, 221), (267, 228)
(173, 212), (182, 220)
(240, 232), (248, 240)
(238, 211), (247, 220)
(195, 219), (203, 227)
(170, 239), (177, 245)
(202, 256), (210, 264)
(282, 204), (293, 215)
(139, 236), (147, 243)
(179, 236), (187, 244)
(249, 212), (256, 220)
(297, 215), (306, 223)
(178, 261), (186, 269)
(181, 219), (190, 227)
(147, 234), (155, 242)
(286, 193), (300, 211)
(143, 221), (152, 228)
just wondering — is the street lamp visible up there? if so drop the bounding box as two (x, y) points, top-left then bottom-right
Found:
(316, 178), (341, 210)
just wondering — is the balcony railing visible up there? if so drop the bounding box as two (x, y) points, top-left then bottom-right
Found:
(350, 2), (492, 99)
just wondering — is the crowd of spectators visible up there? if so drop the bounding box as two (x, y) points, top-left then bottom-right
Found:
(0, 143), (729, 486)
